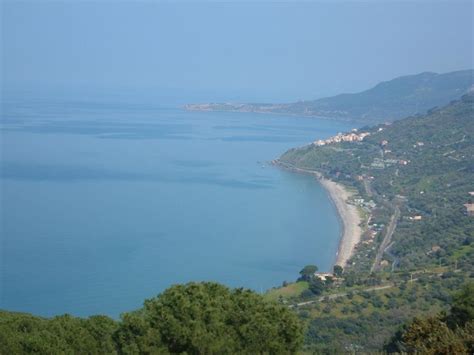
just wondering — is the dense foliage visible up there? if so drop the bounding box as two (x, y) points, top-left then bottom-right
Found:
(0, 312), (118, 354)
(0, 282), (303, 354)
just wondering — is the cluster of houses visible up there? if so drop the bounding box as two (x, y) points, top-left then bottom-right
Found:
(352, 197), (376, 211)
(313, 130), (371, 147)
(351, 197), (380, 246)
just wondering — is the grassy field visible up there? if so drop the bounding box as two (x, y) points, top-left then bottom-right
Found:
(265, 281), (308, 301)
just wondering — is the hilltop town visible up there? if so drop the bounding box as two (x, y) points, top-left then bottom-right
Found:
(313, 129), (371, 146)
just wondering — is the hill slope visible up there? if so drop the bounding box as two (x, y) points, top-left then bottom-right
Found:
(279, 92), (474, 272)
(186, 70), (473, 123)
(274, 93), (473, 352)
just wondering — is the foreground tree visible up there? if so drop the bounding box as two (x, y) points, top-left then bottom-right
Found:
(448, 282), (474, 327)
(1, 283), (303, 354)
(385, 283), (474, 354)
(116, 282), (303, 354)
(0, 312), (118, 354)
(396, 316), (469, 354)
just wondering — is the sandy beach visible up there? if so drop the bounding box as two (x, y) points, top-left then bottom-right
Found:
(317, 176), (362, 268)
(273, 161), (362, 268)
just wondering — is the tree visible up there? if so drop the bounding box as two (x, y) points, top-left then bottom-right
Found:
(299, 265), (318, 282)
(448, 283), (474, 327)
(113, 311), (163, 354)
(324, 276), (334, 287)
(385, 283), (474, 354)
(0, 283), (304, 354)
(309, 278), (325, 295)
(0, 311), (118, 354)
(333, 265), (343, 277)
(391, 316), (468, 354)
(119, 282), (304, 354)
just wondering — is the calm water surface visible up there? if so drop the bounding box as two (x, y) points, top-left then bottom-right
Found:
(0, 93), (353, 317)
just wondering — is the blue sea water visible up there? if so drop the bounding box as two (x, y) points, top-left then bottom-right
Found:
(0, 91), (354, 318)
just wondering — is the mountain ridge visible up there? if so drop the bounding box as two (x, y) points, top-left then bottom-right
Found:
(185, 69), (473, 123)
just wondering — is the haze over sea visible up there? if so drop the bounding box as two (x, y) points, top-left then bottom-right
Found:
(0, 89), (353, 318)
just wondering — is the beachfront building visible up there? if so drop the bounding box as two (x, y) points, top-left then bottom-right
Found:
(314, 272), (334, 281)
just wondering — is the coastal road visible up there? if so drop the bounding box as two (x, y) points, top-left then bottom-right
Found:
(293, 284), (394, 307)
(371, 206), (400, 272)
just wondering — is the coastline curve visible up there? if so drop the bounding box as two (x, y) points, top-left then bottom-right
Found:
(272, 160), (362, 269)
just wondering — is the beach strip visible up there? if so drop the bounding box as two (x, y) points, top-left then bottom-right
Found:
(317, 176), (362, 268)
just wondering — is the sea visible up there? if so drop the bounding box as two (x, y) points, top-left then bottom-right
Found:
(0, 89), (354, 318)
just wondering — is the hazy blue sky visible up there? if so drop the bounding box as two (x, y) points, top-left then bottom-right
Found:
(2, 0), (473, 102)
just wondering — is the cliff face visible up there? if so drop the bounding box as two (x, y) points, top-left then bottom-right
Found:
(185, 70), (474, 123)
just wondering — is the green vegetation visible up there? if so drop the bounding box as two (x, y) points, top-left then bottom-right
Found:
(0, 312), (118, 354)
(386, 283), (474, 353)
(333, 265), (343, 277)
(280, 93), (474, 273)
(262, 264), (472, 352)
(0, 282), (303, 354)
(275, 93), (474, 352)
(298, 265), (319, 281)
(265, 281), (309, 302)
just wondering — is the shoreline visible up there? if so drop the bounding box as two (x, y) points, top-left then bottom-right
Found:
(317, 176), (362, 267)
(272, 161), (362, 268)
(183, 106), (367, 124)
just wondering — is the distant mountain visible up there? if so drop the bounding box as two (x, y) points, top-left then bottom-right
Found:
(185, 69), (474, 123)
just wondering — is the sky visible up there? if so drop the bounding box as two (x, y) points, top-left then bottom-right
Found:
(1, 0), (473, 102)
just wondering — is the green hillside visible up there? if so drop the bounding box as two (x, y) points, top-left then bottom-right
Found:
(274, 93), (473, 352)
(280, 92), (473, 272)
(186, 70), (473, 123)
(292, 69), (474, 122)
